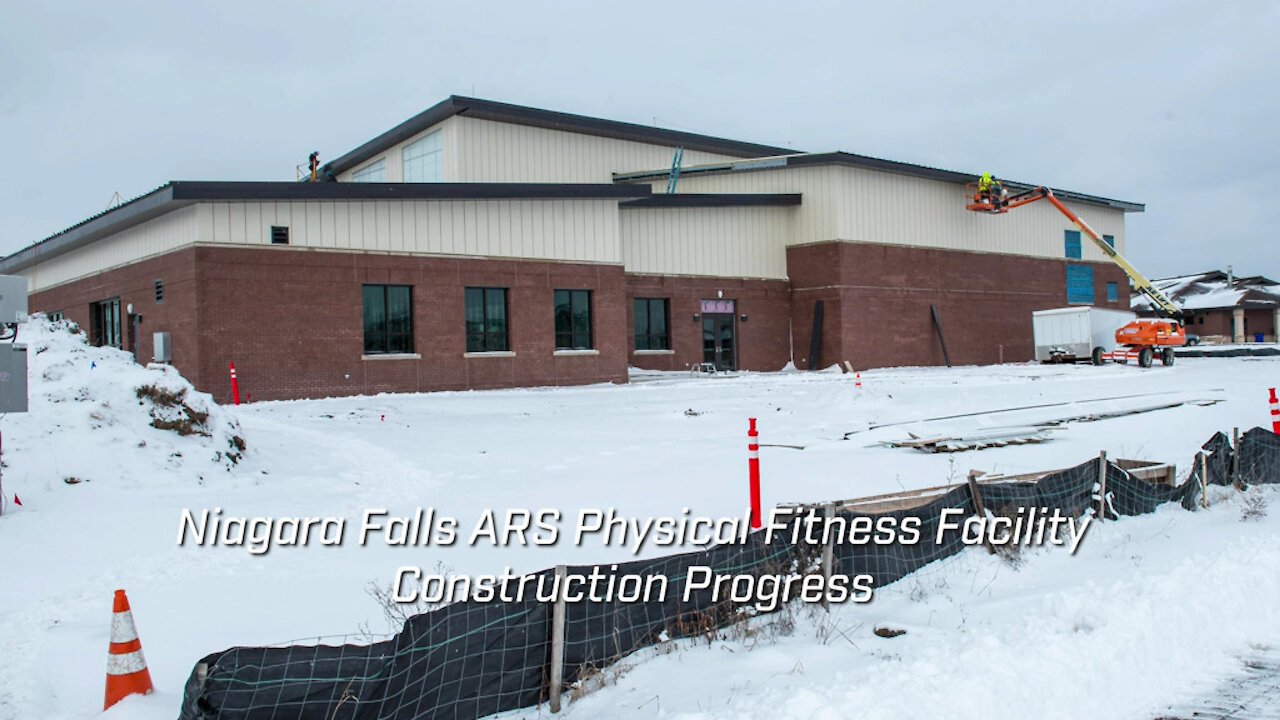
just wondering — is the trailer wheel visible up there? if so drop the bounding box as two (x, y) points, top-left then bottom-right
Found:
(1161, 348), (1175, 366)
(1091, 347), (1104, 366)
(1138, 347), (1153, 368)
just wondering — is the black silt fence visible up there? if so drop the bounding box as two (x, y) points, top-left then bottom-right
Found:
(178, 428), (1280, 720)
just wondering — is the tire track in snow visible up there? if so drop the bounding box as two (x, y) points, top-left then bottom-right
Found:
(1156, 647), (1280, 719)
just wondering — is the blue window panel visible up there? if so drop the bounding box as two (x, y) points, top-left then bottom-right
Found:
(1103, 234), (1115, 248)
(1106, 281), (1118, 302)
(1064, 230), (1082, 259)
(1066, 264), (1094, 303)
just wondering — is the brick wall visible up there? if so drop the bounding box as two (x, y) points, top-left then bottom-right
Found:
(787, 241), (1132, 369)
(623, 275), (792, 372)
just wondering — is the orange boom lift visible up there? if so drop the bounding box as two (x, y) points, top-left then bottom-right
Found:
(966, 182), (1185, 368)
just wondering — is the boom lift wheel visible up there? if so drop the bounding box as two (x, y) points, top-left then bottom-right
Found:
(1161, 348), (1175, 366)
(1138, 347), (1153, 368)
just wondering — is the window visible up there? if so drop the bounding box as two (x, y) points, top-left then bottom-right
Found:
(362, 285), (413, 354)
(1103, 234), (1115, 249)
(49, 310), (64, 322)
(1064, 230), (1082, 259)
(633, 298), (670, 350)
(465, 287), (509, 352)
(554, 289), (592, 350)
(271, 226), (290, 245)
(351, 158), (386, 182)
(154, 279), (164, 303)
(402, 130), (442, 182)
(90, 297), (122, 348)
(1066, 264), (1094, 304)
(1106, 281), (1118, 302)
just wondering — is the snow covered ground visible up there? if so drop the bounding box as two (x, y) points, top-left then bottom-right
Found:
(2, 317), (1279, 720)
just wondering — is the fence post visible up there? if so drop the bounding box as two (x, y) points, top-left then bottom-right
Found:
(965, 471), (993, 554)
(748, 418), (761, 529)
(549, 564), (566, 713)
(1096, 451), (1109, 522)
(1232, 427), (1242, 490)
(821, 503), (835, 610)
(1198, 452), (1209, 509)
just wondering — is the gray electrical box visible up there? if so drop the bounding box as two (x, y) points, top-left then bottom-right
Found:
(153, 332), (172, 363)
(0, 344), (27, 413)
(0, 275), (27, 323)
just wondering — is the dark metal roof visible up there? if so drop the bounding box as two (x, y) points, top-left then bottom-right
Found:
(0, 181), (652, 274)
(620, 193), (801, 208)
(616, 151), (1146, 213)
(321, 96), (796, 178)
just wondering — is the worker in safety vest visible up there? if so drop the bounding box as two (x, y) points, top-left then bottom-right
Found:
(977, 172), (994, 204)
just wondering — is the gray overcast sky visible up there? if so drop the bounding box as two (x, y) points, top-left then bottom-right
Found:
(2, 1), (1277, 281)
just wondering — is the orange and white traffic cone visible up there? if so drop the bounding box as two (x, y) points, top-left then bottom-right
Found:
(104, 589), (153, 710)
(855, 372), (862, 389)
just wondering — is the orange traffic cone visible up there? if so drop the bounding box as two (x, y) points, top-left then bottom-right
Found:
(104, 589), (153, 710)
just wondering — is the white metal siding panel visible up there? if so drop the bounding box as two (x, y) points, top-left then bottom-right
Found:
(23, 205), (201, 292)
(648, 166), (838, 246)
(200, 198), (620, 263)
(660, 165), (1126, 262)
(834, 165), (1126, 261)
(620, 206), (792, 279)
(450, 116), (741, 182)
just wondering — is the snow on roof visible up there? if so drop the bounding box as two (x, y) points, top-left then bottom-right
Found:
(1132, 270), (1280, 312)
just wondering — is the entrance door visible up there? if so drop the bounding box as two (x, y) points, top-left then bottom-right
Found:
(701, 299), (737, 371)
(702, 314), (736, 370)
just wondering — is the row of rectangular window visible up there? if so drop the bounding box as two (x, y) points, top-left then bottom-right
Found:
(1064, 230), (1115, 260)
(363, 285), (672, 355)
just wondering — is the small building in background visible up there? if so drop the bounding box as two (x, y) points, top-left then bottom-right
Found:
(1133, 270), (1280, 343)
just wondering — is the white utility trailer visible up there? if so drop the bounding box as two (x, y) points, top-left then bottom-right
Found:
(1032, 307), (1135, 363)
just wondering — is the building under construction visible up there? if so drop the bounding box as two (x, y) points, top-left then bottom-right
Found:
(0, 96), (1139, 401)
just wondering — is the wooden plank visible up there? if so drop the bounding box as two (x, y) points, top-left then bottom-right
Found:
(821, 504), (835, 611)
(966, 471), (994, 554)
(549, 564), (566, 713)
(1096, 451), (1109, 522)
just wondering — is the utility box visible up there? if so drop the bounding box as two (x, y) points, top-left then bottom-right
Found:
(0, 275), (28, 323)
(0, 344), (27, 413)
(1032, 307), (1135, 363)
(153, 332), (172, 363)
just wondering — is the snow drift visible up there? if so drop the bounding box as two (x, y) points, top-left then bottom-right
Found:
(3, 315), (245, 490)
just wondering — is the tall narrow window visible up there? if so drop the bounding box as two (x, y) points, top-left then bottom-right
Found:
(351, 158), (386, 182)
(465, 287), (509, 352)
(90, 297), (122, 348)
(1066, 265), (1094, 304)
(1064, 230), (1082, 259)
(554, 289), (592, 350)
(633, 298), (670, 350)
(1106, 281), (1118, 302)
(362, 285), (413, 354)
(402, 130), (442, 182)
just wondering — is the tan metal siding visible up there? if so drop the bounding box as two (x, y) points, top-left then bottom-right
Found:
(662, 165), (1127, 261)
(641, 166), (840, 246)
(209, 199), (621, 263)
(834, 165), (1126, 262)
(451, 116), (741, 182)
(23, 205), (201, 292)
(620, 206), (793, 279)
(337, 115), (742, 183)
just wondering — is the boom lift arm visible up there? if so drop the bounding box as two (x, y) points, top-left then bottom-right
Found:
(967, 185), (1182, 318)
